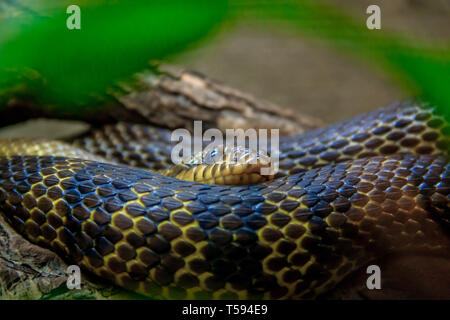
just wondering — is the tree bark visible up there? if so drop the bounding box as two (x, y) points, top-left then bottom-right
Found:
(113, 64), (323, 136)
(0, 215), (134, 299)
(1, 64), (324, 136)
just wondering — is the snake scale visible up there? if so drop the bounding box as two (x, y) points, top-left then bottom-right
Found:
(0, 100), (449, 299)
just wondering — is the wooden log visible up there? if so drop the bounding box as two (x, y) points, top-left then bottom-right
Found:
(114, 64), (323, 135)
(1, 65), (324, 136)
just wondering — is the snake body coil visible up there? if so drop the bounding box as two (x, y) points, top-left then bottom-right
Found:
(0, 101), (449, 299)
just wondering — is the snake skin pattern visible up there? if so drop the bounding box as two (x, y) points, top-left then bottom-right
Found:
(0, 101), (449, 299)
(72, 101), (450, 176)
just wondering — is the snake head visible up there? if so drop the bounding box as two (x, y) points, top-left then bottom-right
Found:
(160, 144), (275, 185)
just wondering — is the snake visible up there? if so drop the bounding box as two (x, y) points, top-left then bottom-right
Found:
(0, 100), (448, 299)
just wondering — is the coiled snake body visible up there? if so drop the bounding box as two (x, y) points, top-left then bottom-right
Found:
(0, 101), (449, 299)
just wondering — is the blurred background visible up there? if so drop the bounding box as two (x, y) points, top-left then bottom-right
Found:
(0, 0), (449, 137)
(178, 0), (449, 123)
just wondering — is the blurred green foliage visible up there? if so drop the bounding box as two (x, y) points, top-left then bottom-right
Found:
(0, 0), (449, 120)
(232, 0), (450, 120)
(0, 0), (228, 109)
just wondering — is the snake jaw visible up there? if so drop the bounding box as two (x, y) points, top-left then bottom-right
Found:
(160, 146), (274, 185)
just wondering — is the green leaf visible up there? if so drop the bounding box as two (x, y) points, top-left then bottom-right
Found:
(0, 0), (228, 109)
(231, 0), (450, 121)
